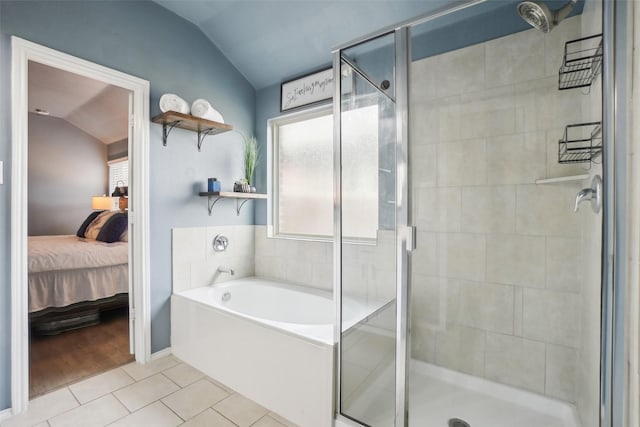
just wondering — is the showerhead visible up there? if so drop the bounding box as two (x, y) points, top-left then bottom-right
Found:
(517, 1), (553, 33)
(517, 0), (577, 33)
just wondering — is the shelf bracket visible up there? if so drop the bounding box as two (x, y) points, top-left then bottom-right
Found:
(235, 199), (250, 216)
(162, 120), (183, 146)
(206, 195), (223, 216)
(197, 127), (217, 151)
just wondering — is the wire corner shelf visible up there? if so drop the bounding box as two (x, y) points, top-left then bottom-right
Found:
(558, 122), (602, 164)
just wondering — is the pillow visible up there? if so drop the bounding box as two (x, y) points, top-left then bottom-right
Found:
(76, 211), (104, 238)
(84, 211), (126, 242)
(96, 213), (128, 243)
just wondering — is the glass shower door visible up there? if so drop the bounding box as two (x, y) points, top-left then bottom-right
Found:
(335, 31), (404, 426)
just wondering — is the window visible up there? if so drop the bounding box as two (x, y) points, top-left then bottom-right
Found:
(108, 157), (128, 194)
(269, 105), (379, 240)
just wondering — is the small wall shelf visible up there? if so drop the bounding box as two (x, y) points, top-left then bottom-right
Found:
(535, 174), (589, 185)
(152, 111), (233, 151)
(199, 191), (267, 216)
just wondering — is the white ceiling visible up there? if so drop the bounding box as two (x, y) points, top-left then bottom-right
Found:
(28, 61), (130, 144)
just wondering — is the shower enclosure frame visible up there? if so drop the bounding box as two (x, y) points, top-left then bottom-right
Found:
(332, 0), (623, 426)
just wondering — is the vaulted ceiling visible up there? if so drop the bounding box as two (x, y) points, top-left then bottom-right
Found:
(153, 0), (584, 90)
(154, 0), (460, 89)
(28, 61), (130, 144)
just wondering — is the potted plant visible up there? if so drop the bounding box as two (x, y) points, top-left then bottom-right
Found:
(235, 135), (259, 193)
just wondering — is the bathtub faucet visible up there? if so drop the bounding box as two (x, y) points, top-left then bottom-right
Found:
(217, 266), (235, 276)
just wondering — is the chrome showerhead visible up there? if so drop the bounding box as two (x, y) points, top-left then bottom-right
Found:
(517, 0), (577, 33)
(517, 1), (553, 32)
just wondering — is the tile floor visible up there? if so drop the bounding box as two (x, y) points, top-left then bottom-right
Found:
(1, 355), (298, 427)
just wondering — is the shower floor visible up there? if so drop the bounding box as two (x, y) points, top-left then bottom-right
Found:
(342, 359), (580, 427)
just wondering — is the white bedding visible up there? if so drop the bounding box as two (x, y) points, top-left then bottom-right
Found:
(28, 235), (128, 313)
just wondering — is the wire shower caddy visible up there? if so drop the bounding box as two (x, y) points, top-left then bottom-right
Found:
(558, 122), (602, 164)
(558, 34), (603, 90)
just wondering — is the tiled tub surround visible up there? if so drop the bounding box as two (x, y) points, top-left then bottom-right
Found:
(409, 14), (598, 413)
(172, 226), (333, 427)
(254, 226), (397, 304)
(172, 225), (255, 293)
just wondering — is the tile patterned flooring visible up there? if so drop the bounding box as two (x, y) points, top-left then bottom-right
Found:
(1, 355), (298, 427)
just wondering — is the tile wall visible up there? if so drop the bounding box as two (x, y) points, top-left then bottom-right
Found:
(253, 226), (333, 292)
(172, 225), (255, 293)
(254, 226), (397, 304)
(409, 15), (598, 405)
(575, 1), (603, 425)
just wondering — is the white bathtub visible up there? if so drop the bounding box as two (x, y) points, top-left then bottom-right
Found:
(171, 277), (387, 427)
(175, 277), (379, 345)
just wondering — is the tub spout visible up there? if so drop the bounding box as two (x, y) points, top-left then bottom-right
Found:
(217, 266), (235, 276)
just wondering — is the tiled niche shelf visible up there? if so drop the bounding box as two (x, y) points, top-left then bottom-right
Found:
(199, 191), (266, 216)
(152, 111), (233, 151)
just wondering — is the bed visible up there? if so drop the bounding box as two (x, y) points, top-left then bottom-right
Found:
(28, 210), (129, 334)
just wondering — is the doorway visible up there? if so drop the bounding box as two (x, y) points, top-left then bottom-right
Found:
(11, 37), (151, 414)
(27, 60), (133, 398)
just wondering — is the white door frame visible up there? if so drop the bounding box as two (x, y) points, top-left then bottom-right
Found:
(10, 36), (151, 414)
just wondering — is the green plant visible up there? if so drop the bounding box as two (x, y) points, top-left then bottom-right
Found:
(243, 135), (259, 185)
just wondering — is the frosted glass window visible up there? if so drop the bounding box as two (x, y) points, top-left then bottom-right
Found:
(272, 106), (378, 239)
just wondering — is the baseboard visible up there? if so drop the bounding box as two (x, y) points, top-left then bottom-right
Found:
(0, 407), (13, 422)
(411, 359), (580, 427)
(151, 347), (172, 361)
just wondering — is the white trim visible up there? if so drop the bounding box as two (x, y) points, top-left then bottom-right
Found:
(0, 408), (13, 422)
(150, 347), (173, 361)
(267, 104), (332, 240)
(10, 36), (151, 415)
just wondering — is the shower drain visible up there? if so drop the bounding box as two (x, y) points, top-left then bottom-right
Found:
(448, 418), (471, 427)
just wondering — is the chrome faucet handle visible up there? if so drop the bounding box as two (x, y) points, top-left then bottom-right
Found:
(574, 188), (593, 212)
(574, 175), (602, 213)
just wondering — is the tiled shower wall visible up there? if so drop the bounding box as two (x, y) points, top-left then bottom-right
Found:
(409, 16), (596, 404)
(576, 1), (603, 425)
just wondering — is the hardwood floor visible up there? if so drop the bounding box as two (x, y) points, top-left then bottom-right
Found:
(29, 307), (134, 398)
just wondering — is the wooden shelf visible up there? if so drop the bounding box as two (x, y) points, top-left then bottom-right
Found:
(152, 111), (233, 151)
(199, 191), (266, 216)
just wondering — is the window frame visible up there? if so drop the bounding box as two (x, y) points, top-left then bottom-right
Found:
(267, 103), (380, 243)
(268, 104), (334, 242)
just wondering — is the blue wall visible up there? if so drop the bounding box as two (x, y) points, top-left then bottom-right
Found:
(254, 84), (281, 225)
(0, 0), (256, 410)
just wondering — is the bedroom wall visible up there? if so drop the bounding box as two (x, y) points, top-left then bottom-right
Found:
(28, 113), (108, 236)
(0, 0), (256, 411)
